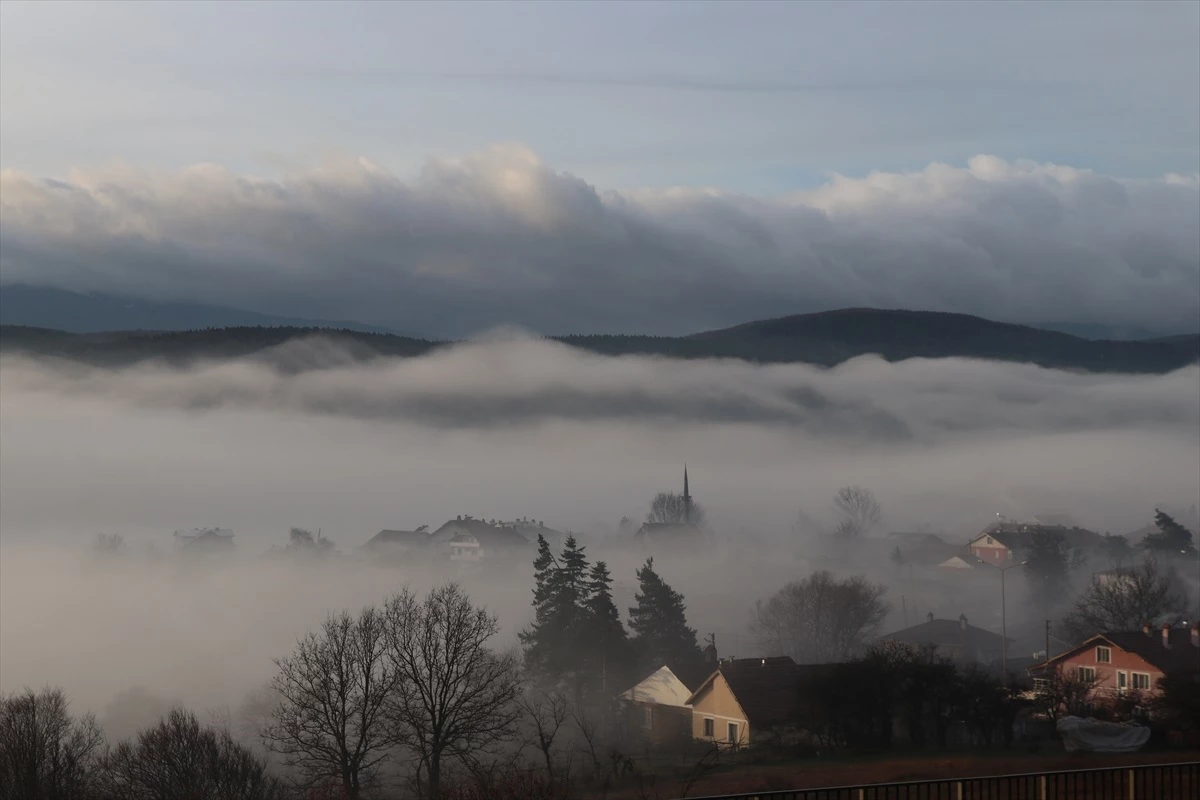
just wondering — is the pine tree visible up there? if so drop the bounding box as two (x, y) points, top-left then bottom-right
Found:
(1143, 510), (1197, 556)
(628, 558), (703, 682)
(580, 560), (631, 699)
(520, 535), (592, 691)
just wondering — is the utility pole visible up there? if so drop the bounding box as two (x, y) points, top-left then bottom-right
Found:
(1045, 620), (1051, 664)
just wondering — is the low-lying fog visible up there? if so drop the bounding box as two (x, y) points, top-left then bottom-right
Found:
(2, 336), (1198, 733)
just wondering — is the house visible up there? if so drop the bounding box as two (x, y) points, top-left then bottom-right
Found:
(686, 657), (805, 747)
(429, 516), (532, 562)
(173, 527), (234, 553)
(967, 520), (1104, 566)
(619, 666), (694, 747)
(879, 614), (1009, 664)
(501, 518), (570, 549)
(362, 526), (430, 558)
(885, 532), (962, 567)
(938, 556), (975, 570)
(1030, 623), (1200, 699)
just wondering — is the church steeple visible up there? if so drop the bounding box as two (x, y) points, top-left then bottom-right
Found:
(683, 465), (692, 524)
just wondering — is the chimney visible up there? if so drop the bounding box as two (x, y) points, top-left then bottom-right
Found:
(1162, 623), (1171, 649)
(1142, 623), (1152, 637)
(959, 614), (968, 630)
(1191, 624), (1199, 649)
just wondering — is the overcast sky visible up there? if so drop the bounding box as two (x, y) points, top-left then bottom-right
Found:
(1, 0), (1198, 335)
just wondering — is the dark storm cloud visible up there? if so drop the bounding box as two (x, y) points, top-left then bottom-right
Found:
(1, 147), (1197, 337)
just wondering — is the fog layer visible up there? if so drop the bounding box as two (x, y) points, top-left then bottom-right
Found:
(2, 341), (1198, 719)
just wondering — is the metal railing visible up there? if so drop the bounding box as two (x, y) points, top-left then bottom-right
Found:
(683, 761), (1199, 800)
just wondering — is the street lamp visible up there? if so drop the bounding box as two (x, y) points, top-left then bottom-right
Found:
(977, 558), (1028, 681)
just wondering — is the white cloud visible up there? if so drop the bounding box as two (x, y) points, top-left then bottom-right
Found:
(1, 147), (1197, 336)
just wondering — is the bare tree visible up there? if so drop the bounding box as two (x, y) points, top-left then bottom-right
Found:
(517, 689), (573, 790)
(832, 486), (881, 538)
(645, 493), (706, 527)
(1059, 557), (1187, 643)
(752, 571), (890, 663)
(383, 584), (521, 800)
(0, 687), (104, 800)
(1031, 664), (1101, 723)
(103, 707), (286, 800)
(263, 607), (398, 800)
(92, 532), (125, 555)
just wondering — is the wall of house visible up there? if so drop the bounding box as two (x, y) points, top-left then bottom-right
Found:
(689, 674), (749, 745)
(969, 537), (1011, 565)
(1052, 644), (1165, 697)
(626, 701), (692, 747)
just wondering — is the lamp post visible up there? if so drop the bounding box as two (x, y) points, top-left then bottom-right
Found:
(978, 558), (1028, 681)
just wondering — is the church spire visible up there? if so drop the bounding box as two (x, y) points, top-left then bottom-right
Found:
(683, 464), (692, 524)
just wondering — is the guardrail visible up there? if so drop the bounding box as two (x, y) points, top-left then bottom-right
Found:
(682, 760), (1199, 800)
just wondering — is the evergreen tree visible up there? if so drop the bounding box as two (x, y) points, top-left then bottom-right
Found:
(580, 560), (631, 698)
(1143, 510), (1197, 556)
(519, 535), (592, 692)
(1023, 529), (1075, 610)
(628, 558), (704, 681)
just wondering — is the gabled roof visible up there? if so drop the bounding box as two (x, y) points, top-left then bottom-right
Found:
(881, 617), (1009, 649)
(620, 666), (692, 707)
(364, 529), (430, 549)
(1036, 629), (1200, 676)
(450, 526), (531, 549)
(969, 522), (1105, 551)
(687, 657), (803, 727)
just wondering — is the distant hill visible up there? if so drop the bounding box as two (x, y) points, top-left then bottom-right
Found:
(2, 308), (1196, 373)
(0, 285), (402, 335)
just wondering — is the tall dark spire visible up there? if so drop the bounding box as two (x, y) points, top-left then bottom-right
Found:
(683, 464), (692, 524)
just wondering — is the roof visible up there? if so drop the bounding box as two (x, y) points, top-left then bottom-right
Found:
(620, 666), (693, 707)
(969, 522), (1105, 551)
(881, 617), (1009, 650)
(688, 657), (803, 727)
(939, 556), (975, 570)
(886, 532), (961, 565)
(450, 526), (531, 549)
(364, 529), (430, 549)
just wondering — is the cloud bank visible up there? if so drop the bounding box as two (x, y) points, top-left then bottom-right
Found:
(2, 147), (1198, 337)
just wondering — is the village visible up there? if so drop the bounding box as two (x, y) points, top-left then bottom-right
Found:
(156, 468), (1200, 761)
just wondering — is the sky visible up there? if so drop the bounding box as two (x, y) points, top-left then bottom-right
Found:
(1, 1), (1198, 335)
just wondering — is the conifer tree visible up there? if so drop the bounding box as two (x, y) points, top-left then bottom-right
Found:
(580, 560), (632, 698)
(1143, 509), (1197, 556)
(628, 558), (704, 681)
(520, 535), (592, 691)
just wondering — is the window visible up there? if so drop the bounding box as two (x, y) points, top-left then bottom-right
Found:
(1132, 673), (1151, 691)
(1096, 646), (1112, 664)
(1117, 671), (1128, 692)
(727, 722), (739, 743)
(1078, 666), (1096, 682)
(985, 536), (993, 545)
(1032, 677), (1049, 691)
(703, 718), (714, 738)
(641, 706), (653, 730)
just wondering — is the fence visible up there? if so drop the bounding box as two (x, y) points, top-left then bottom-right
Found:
(683, 761), (1199, 800)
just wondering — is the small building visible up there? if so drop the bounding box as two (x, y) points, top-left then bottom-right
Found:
(619, 666), (694, 747)
(362, 526), (430, 558)
(938, 556), (975, 570)
(173, 527), (234, 553)
(885, 532), (962, 567)
(1030, 624), (1200, 699)
(967, 520), (1104, 566)
(430, 516), (532, 562)
(879, 614), (1009, 664)
(686, 657), (804, 747)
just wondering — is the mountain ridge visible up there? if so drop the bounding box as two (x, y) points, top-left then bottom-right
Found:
(3, 308), (1197, 374)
